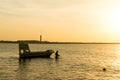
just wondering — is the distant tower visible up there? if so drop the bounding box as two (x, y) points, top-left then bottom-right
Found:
(40, 35), (42, 42)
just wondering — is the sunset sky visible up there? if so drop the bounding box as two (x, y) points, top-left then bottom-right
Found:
(0, 0), (120, 42)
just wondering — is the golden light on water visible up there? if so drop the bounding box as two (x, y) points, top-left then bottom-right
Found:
(111, 45), (120, 69)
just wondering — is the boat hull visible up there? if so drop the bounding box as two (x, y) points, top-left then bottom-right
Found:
(20, 50), (54, 58)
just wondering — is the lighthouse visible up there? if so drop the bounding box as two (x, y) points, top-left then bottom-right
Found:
(40, 35), (42, 42)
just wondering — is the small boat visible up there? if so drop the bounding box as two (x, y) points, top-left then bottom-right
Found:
(19, 42), (54, 58)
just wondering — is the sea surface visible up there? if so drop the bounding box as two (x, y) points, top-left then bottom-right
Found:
(0, 43), (120, 80)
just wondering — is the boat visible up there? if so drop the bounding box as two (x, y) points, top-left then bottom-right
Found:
(19, 42), (54, 58)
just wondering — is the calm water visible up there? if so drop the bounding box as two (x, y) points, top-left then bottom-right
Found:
(0, 43), (120, 80)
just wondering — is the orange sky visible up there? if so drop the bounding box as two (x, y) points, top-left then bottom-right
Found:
(0, 0), (120, 42)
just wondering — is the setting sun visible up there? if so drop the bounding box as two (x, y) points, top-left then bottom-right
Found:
(107, 6), (120, 32)
(102, 5), (120, 40)
(97, 4), (120, 42)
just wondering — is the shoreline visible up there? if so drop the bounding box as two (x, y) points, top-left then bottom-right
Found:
(0, 40), (120, 44)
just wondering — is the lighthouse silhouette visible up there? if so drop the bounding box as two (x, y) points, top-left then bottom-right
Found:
(40, 35), (42, 42)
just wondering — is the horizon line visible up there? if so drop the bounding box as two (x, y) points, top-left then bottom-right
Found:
(0, 40), (120, 44)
